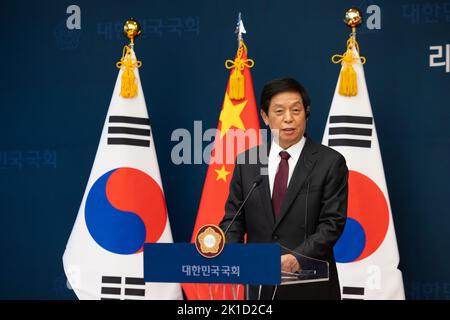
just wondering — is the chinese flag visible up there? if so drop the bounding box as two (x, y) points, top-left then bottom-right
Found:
(182, 41), (261, 300)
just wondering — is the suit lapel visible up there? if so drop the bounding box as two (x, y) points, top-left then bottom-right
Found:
(274, 138), (318, 230)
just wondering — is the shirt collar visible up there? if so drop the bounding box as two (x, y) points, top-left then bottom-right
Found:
(269, 136), (306, 161)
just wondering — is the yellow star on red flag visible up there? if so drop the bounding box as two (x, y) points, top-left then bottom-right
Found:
(214, 165), (231, 183)
(219, 93), (247, 137)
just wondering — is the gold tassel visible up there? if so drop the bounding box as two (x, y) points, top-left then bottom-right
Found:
(116, 45), (142, 98)
(225, 40), (254, 100)
(332, 37), (366, 97)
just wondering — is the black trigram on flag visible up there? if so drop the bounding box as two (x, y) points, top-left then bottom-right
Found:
(342, 286), (365, 300)
(100, 276), (146, 300)
(107, 116), (151, 148)
(328, 115), (373, 148)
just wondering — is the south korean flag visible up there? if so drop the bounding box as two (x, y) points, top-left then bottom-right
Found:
(322, 48), (405, 300)
(63, 47), (182, 300)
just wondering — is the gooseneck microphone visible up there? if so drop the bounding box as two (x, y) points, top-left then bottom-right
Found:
(223, 175), (263, 238)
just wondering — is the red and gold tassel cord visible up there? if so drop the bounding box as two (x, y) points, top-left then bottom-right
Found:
(225, 40), (254, 100)
(116, 45), (142, 98)
(332, 36), (366, 96)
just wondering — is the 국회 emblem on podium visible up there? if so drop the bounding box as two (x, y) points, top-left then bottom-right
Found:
(195, 224), (225, 258)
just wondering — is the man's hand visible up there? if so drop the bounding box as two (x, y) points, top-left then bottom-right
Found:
(281, 254), (301, 273)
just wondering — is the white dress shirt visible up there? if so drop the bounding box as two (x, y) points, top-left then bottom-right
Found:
(268, 136), (306, 197)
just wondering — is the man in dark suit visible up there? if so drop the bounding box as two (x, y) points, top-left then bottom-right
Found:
(219, 78), (348, 300)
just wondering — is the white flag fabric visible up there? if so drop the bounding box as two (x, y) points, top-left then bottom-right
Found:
(63, 48), (182, 300)
(322, 49), (405, 300)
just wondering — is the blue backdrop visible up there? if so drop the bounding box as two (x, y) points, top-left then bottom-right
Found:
(1, 0), (449, 299)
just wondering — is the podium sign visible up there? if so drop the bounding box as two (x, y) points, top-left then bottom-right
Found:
(144, 243), (281, 285)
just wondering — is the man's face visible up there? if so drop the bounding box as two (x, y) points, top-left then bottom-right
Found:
(261, 91), (307, 149)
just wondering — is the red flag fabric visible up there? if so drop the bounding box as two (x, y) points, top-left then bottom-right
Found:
(182, 41), (261, 300)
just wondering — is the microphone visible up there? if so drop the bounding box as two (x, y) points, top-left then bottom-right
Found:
(304, 179), (310, 242)
(223, 175), (263, 238)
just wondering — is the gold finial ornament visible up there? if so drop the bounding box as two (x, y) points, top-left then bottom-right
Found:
(344, 7), (363, 30)
(123, 18), (141, 45)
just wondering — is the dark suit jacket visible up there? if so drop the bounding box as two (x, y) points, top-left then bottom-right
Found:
(219, 137), (348, 300)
